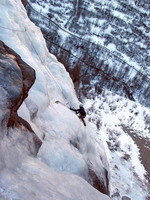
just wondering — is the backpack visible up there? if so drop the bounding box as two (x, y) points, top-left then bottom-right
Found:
(80, 107), (86, 116)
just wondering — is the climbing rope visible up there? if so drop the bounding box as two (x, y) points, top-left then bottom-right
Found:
(0, 23), (149, 104)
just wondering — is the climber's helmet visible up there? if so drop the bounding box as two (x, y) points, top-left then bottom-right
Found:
(79, 104), (83, 108)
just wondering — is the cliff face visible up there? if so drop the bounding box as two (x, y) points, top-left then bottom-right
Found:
(0, 0), (112, 198)
(21, 0), (27, 6)
(25, 0), (150, 108)
(0, 40), (41, 164)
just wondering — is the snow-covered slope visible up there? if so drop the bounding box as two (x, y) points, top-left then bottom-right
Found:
(25, 0), (150, 108)
(27, 0), (150, 71)
(84, 89), (150, 200)
(0, 0), (110, 199)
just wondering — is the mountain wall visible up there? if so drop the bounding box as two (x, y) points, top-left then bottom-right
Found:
(0, 0), (112, 199)
(0, 38), (110, 198)
(0, 40), (42, 169)
(25, 0), (150, 108)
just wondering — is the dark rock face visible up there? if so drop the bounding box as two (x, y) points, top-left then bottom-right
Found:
(88, 167), (109, 195)
(21, 0), (28, 6)
(70, 137), (110, 195)
(122, 196), (131, 200)
(25, 1), (150, 108)
(0, 40), (41, 155)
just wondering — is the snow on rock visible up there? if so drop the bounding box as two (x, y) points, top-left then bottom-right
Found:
(37, 102), (110, 194)
(0, 157), (111, 200)
(0, 0), (111, 199)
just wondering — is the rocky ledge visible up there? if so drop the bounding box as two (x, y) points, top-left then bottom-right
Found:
(0, 40), (41, 159)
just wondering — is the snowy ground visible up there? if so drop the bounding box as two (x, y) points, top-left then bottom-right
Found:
(84, 89), (150, 200)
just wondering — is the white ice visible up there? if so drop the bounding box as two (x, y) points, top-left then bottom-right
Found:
(0, 0), (110, 200)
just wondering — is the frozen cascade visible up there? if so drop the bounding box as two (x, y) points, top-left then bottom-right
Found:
(0, 0), (111, 199)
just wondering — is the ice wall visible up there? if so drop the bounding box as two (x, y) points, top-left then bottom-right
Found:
(0, 0), (111, 199)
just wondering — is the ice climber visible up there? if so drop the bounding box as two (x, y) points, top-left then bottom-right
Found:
(70, 104), (86, 126)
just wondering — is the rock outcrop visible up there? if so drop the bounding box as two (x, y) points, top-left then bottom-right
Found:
(0, 40), (41, 156)
(21, 0), (28, 6)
